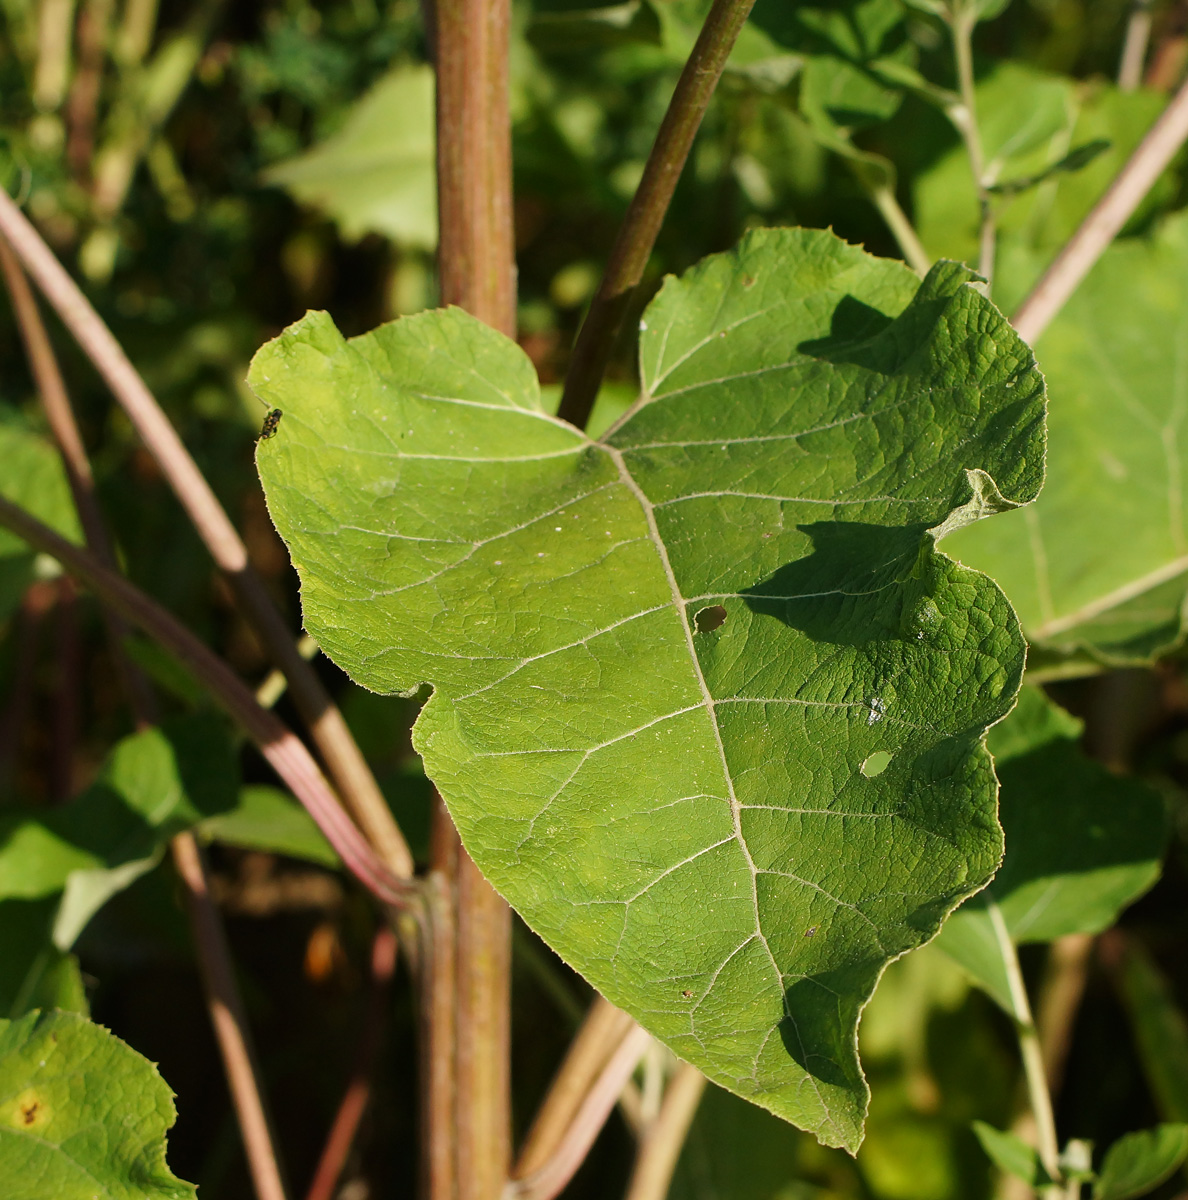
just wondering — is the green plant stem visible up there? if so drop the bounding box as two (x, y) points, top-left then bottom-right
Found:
(0, 494), (420, 914)
(432, 0), (517, 1194)
(1013, 72), (1188, 344)
(989, 900), (1063, 1194)
(556, 0), (757, 431)
(948, 5), (996, 288)
(0, 236), (291, 1200)
(864, 177), (932, 275)
(0, 190), (414, 880)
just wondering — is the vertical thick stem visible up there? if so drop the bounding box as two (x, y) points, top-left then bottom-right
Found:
(432, 1), (516, 1194)
(434, 0), (515, 337)
(556, 0), (757, 430)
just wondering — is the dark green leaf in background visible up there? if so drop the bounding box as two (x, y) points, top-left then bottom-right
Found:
(936, 687), (1165, 1009)
(253, 226), (1044, 1147)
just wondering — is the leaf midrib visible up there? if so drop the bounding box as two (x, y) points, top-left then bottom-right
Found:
(605, 441), (843, 1141)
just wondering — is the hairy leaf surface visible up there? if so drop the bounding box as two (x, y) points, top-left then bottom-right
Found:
(0, 1010), (195, 1199)
(252, 227), (1044, 1147)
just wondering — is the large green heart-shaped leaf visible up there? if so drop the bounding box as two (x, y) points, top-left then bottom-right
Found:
(949, 212), (1188, 668)
(251, 227), (1044, 1147)
(0, 1010), (195, 1199)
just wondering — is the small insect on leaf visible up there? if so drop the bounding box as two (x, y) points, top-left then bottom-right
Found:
(259, 409), (283, 440)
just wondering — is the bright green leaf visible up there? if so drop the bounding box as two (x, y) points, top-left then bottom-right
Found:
(0, 1009), (195, 1199)
(949, 211), (1188, 666)
(253, 227), (1043, 1147)
(1095, 1125), (1188, 1200)
(972, 1120), (1052, 1187)
(199, 785), (340, 868)
(936, 687), (1165, 1008)
(263, 65), (436, 248)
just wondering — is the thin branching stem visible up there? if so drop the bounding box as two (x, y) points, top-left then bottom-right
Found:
(0, 239), (291, 1200)
(513, 997), (636, 1178)
(505, 1024), (652, 1200)
(1118, 0), (1154, 91)
(948, 4), (996, 289)
(0, 495), (420, 914)
(1013, 73), (1188, 344)
(305, 927), (399, 1200)
(556, 0), (758, 430)
(0, 190), (414, 878)
(622, 1063), (707, 1200)
(989, 901), (1062, 1192)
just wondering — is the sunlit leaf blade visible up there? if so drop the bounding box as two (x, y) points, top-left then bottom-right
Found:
(1095, 1125), (1188, 1200)
(0, 1009), (196, 1199)
(936, 688), (1166, 1009)
(252, 227), (1044, 1148)
(263, 65), (436, 248)
(949, 212), (1188, 666)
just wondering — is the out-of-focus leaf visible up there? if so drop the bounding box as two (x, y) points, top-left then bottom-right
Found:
(755, 0), (912, 132)
(936, 688), (1166, 1010)
(1106, 935), (1188, 1123)
(0, 716), (238, 950)
(263, 65), (436, 248)
(253, 226), (1044, 1147)
(0, 423), (82, 624)
(198, 785), (340, 868)
(0, 900), (87, 1019)
(949, 211), (1188, 667)
(987, 138), (1111, 196)
(972, 1121), (1052, 1186)
(1094, 1125), (1188, 1200)
(527, 1), (663, 53)
(0, 1009), (195, 1199)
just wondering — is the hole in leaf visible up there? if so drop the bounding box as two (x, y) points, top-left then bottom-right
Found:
(860, 751), (892, 778)
(694, 604), (727, 633)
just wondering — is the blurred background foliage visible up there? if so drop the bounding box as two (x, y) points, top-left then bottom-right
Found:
(3, 0), (1188, 1197)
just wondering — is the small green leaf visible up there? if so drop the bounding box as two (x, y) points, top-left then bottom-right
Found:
(199, 785), (340, 868)
(263, 65), (436, 248)
(936, 687), (1166, 1009)
(972, 1120), (1052, 1186)
(254, 226), (1044, 1147)
(1095, 1126), (1188, 1200)
(0, 1010), (195, 1199)
(986, 138), (1111, 197)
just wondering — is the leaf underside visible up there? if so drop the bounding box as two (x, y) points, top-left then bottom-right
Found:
(252, 227), (1045, 1149)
